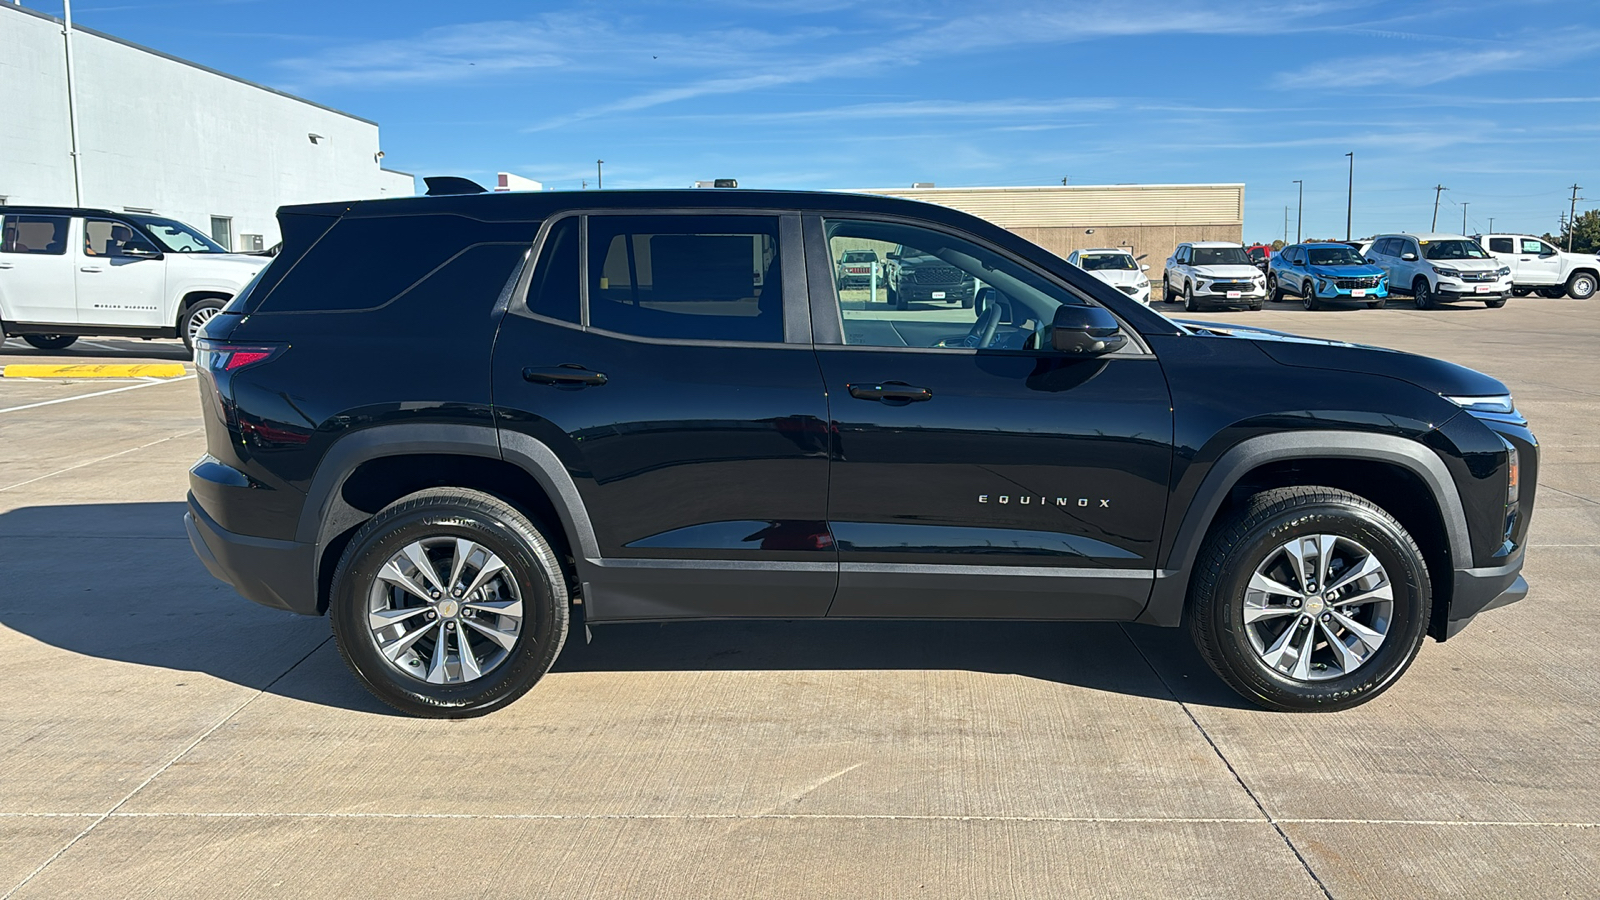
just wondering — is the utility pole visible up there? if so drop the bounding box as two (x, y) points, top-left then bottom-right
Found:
(1569, 184), (1585, 252)
(1462, 202), (1469, 234)
(1345, 152), (1354, 241)
(62, 0), (85, 206)
(1293, 180), (1303, 243)
(597, 159), (604, 190)
(1488, 217), (1495, 233)
(1431, 184), (1448, 231)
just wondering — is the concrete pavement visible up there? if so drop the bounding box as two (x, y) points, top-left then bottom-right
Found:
(1, 303), (1596, 899)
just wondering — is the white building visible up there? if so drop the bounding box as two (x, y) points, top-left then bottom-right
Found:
(0, 3), (412, 250)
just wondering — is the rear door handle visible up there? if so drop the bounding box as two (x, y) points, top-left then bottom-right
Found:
(523, 365), (607, 387)
(848, 381), (932, 403)
(80, 266), (102, 273)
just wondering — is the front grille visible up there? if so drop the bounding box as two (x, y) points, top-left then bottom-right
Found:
(913, 266), (964, 285)
(1335, 276), (1382, 289)
(1459, 271), (1496, 283)
(1208, 281), (1253, 292)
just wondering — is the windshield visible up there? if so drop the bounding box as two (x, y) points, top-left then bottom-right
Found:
(1190, 247), (1251, 266)
(1307, 246), (1366, 266)
(1422, 240), (1490, 261)
(127, 215), (226, 253)
(842, 251), (876, 262)
(1081, 253), (1137, 271)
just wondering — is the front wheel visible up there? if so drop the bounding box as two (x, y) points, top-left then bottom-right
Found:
(1366, 298), (1385, 309)
(1302, 282), (1318, 311)
(1485, 298), (1507, 308)
(1184, 281), (1200, 312)
(1567, 271), (1597, 300)
(1268, 275), (1283, 302)
(23, 334), (77, 351)
(1412, 278), (1434, 310)
(330, 488), (570, 718)
(1187, 487), (1430, 712)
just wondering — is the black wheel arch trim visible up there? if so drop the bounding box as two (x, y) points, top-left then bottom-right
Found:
(1137, 430), (1472, 627)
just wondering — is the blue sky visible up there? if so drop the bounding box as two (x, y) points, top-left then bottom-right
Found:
(26, 0), (1600, 242)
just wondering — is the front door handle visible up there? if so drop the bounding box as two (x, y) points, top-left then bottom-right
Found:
(0, 262), (13, 269)
(848, 381), (932, 403)
(523, 365), (607, 387)
(80, 266), (102, 273)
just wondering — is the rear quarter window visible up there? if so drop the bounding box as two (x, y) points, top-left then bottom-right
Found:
(253, 214), (536, 313)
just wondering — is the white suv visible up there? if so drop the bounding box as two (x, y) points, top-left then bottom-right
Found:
(1066, 247), (1151, 304)
(1474, 233), (1598, 300)
(0, 207), (270, 351)
(1365, 233), (1511, 309)
(1162, 242), (1266, 311)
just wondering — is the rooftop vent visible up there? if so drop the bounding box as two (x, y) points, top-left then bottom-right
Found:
(911, 182), (935, 189)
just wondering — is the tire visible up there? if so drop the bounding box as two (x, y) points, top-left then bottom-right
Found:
(22, 334), (77, 350)
(1248, 302), (1263, 311)
(181, 299), (226, 352)
(1184, 281), (1200, 312)
(1366, 299), (1385, 309)
(1267, 275), (1282, 303)
(1485, 299), (1507, 308)
(888, 284), (905, 310)
(1302, 281), (1318, 311)
(1567, 271), (1597, 300)
(1537, 287), (1565, 299)
(1412, 278), (1434, 310)
(960, 295), (974, 309)
(1162, 276), (1173, 304)
(329, 487), (570, 718)
(1187, 486), (1430, 712)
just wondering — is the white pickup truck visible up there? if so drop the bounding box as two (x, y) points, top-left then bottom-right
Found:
(0, 206), (270, 351)
(1474, 233), (1599, 300)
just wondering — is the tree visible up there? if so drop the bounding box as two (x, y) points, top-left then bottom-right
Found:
(1556, 209), (1600, 255)
(1270, 239), (1285, 251)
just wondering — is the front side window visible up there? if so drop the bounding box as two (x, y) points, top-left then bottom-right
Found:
(1176, 246), (1190, 264)
(824, 218), (1084, 351)
(83, 218), (143, 257)
(1422, 239), (1490, 260)
(0, 215), (69, 255)
(1190, 246), (1251, 266)
(126, 214), (225, 253)
(586, 215), (783, 343)
(1520, 238), (1551, 255)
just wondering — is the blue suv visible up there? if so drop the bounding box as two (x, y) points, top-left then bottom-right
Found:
(1268, 242), (1389, 310)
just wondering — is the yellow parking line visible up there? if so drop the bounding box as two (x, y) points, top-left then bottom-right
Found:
(1, 363), (189, 379)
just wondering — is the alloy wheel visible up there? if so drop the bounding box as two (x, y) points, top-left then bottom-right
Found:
(1242, 533), (1393, 682)
(366, 536), (524, 684)
(186, 305), (221, 343)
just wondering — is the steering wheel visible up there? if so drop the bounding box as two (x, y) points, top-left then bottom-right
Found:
(959, 301), (1003, 349)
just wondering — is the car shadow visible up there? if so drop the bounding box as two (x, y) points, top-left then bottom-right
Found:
(0, 501), (1252, 715)
(0, 336), (191, 361)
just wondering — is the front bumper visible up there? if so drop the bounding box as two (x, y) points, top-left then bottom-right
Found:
(902, 284), (973, 302)
(1197, 282), (1266, 299)
(1441, 555), (1527, 639)
(1311, 281), (1389, 300)
(186, 492), (320, 615)
(1436, 278), (1511, 300)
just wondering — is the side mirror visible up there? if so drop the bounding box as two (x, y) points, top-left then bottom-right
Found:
(1400, 252), (1418, 261)
(885, 252), (900, 261)
(120, 243), (162, 259)
(1140, 263), (1150, 271)
(1047, 305), (1127, 355)
(1135, 254), (1148, 262)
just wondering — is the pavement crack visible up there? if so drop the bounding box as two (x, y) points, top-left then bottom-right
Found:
(1, 636), (330, 900)
(1117, 624), (1336, 900)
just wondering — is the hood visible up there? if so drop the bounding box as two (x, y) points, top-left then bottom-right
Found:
(1425, 257), (1500, 272)
(1175, 320), (1507, 397)
(1306, 263), (1385, 279)
(1192, 265), (1261, 279)
(1089, 269), (1145, 286)
(168, 252), (272, 269)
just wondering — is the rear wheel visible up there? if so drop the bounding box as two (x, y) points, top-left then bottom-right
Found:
(1412, 278), (1434, 310)
(330, 488), (569, 718)
(22, 334), (77, 350)
(1567, 271), (1597, 300)
(1187, 486), (1429, 712)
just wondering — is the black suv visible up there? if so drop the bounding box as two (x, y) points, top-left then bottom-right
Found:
(185, 189), (1536, 718)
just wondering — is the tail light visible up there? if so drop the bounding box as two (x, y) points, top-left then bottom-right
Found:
(195, 340), (284, 373)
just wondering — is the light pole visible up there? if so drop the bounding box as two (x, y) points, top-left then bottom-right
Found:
(1293, 180), (1303, 243)
(597, 159), (604, 190)
(62, 0), (85, 205)
(1488, 217), (1495, 233)
(1344, 153), (1354, 241)
(1462, 202), (1469, 234)
(1431, 185), (1448, 231)
(1570, 184), (1585, 252)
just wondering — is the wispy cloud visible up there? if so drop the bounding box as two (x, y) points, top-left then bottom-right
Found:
(1274, 27), (1600, 89)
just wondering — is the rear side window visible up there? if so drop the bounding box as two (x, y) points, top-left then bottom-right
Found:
(1489, 238), (1513, 253)
(1, 215), (69, 255)
(586, 214), (783, 343)
(255, 214), (536, 313)
(525, 217), (579, 324)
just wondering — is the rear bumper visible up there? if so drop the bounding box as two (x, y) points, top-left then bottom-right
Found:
(1441, 555), (1527, 639)
(186, 492), (320, 615)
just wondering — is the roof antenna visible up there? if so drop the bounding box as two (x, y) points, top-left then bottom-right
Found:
(424, 176), (488, 196)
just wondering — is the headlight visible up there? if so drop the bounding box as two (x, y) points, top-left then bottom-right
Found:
(1432, 266), (1459, 277)
(1444, 394), (1514, 414)
(1497, 266), (1511, 276)
(1136, 279), (1149, 287)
